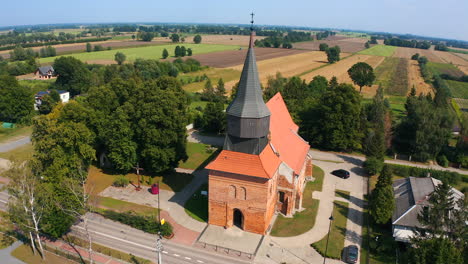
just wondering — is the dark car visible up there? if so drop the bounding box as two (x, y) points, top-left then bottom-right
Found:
(344, 245), (358, 263)
(331, 169), (350, 179)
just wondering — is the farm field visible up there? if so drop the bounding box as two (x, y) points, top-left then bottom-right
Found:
(294, 36), (367, 53)
(374, 57), (408, 95)
(39, 43), (240, 64)
(358, 45), (397, 57)
(427, 62), (465, 78)
(155, 34), (266, 46)
(392, 47), (444, 63)
(300, 54), (385, 95)
(433, 50), (468, 66)
(408, 60), (433, 95)
(457, 65), (468, 75)
(181, 67), (241, 93)
(189, 47), (307, 68)
(446, 80), (468, 99)
(228, 51), (331, 85)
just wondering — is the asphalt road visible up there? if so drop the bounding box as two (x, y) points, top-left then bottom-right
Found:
(0, 137), (31, 153)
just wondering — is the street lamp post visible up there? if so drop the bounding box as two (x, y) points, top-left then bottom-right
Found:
(323, 214), (334, 264)
(133, 163), (143, 191)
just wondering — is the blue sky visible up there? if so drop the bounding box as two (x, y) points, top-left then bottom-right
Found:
(3, 0), (467, 41)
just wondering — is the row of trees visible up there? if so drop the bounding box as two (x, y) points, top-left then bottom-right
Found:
(319, 43), (342, 63)
(254, 31), (312, 49)
(384, 38), (431, 49)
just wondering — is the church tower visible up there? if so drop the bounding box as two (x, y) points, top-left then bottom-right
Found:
(224, 14), (271, 155)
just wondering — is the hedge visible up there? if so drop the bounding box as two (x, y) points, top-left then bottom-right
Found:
(95, 209), (173, 237)
(386, 164), (466, 186)
(0, 37), (112, 52)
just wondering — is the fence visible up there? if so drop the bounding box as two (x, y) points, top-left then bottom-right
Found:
(194, 240), (254, 260)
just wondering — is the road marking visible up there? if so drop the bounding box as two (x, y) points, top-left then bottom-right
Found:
(73, 225), (155, 251)
(162, 251), (168, 254)
(173, 254), (180, 257)
(197, 260), (204, 263)
(184, 257), (191, 260)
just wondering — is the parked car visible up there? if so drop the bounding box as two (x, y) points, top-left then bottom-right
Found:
(331, 169), (350, 179)
(344, 245), (358, 263)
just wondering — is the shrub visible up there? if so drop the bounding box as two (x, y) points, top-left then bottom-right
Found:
(387, 164), (463, 186)
(113, 176), (129, 187)
(364, 157), (384, 175)
(437, 155), (449, 168)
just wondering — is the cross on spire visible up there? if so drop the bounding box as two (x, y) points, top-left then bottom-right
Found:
(250, 12), (255, 31)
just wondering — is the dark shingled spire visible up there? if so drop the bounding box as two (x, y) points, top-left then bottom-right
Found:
(223, 14), (271, 155)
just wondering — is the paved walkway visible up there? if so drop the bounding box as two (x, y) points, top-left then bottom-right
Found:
(0, 240), (24, 264)
(99, 168), (208, 244)
(187, 130), (224, 147)
(0, 137), (30, 153)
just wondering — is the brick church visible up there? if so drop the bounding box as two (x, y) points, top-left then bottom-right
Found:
(205, 22), (313, 235)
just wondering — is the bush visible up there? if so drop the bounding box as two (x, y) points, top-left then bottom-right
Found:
(113, 176), (129, 187)
(364, 157), (384, 175)
(437, 155), (449, 168)
(387, 164), (464, 186)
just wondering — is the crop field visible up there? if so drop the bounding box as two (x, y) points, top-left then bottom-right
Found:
(447, 80), (468, 99)
(457, 65), (468, 75)
(229, 51), (330, 85)
(181, 68), (241, 93)
(433, 50), (468, 66)
(300, 54), (385, 95)
(189, 47), (307, 68)
(294, 37), (367, 53)
(392, 47), (444, 63)
(427, 62), (465, 78)
(374, 57), (409, 95)
(358, 45), (397, 57)
(408, 60), (433, 95)
(39, 43), (240, 64)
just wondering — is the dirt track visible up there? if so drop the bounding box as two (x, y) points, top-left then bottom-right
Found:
(407, 59), (433, 95)
(190, 47), (308, 68)
(300, 54), (385, 95)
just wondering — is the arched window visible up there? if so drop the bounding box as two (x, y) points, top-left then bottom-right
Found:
(229, 185), (237, 198)
(239, 187), (247, 200)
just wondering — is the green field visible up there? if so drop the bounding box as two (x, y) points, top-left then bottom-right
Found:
(358, 45), (397, 57)
(181, 68), (241, 93)
(449, 48), (468, 55)
(447, 80), (468, 99)
(427, 62), (464, 78)
(374, 57), (408, 95)
(39, 43), (240, 64)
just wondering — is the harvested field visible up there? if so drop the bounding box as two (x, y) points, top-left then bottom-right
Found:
(0, 40), (167, 59)
(228, 51), (330, 84)
(452, 52), (468, 61)
(153, 34), (266, 46)
(408, 60), (433, 95)
(300, 54), (385, 95)
(294, 39), (366, 53)
(190, 47), (308, 68)
(392, 47), (444, 63)
(433, 50), (468, 66)
(374, 57), (409, 95)
(457, 65), (468, 75)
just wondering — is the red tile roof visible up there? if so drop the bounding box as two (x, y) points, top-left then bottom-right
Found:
(266, 93), (310, 175)
(206, 92), (309, 178)
(206, 144), (281, 179)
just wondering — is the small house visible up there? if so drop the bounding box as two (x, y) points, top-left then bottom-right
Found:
(34, 66), (55, 79)
(34, 90), (70, 110)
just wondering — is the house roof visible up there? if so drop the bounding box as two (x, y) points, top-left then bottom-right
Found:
(226, 31), (270, 119)
(206, 144), (281, 179)
(266, 93), (309, 175)
(37, 66), (54, 75)
(35, 90), (69, 97)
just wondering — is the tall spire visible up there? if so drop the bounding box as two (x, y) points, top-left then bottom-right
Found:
(249, 12), (255, 48)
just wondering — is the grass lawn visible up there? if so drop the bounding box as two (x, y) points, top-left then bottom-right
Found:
(95, 196), (159, 217)
(184, 183), (208, 222)
(181, 68), (241, 93)
(19, 79), (54, 94)
(0, 212), (15, 249)
(387, 95), (407, 122)
(447, 80), (468, 99)
(358, 45), (397, 57)
(0, 143), (34, 162)
(311, 201), (349, 259)
(270, 181), (320, 237)
(11, 244), (77, 264)
(311, 165), (325, 192)
(178, 142), (219, 170)
(427, 62), (464, 77)
(335, 189), (350, 200)
(39, 43), (240, 64)
(0, 126), (32, 144)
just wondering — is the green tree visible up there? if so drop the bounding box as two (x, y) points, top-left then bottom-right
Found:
(215, 78), (226, 102)
(174, 46), (181, 57)
(187, 48), (192, 56)
(53, 56), (92, 96)
(86, 42), (92, 52)
(140, 32), (154, 42)
(364, 86), (387, 159)
(162, 48), (169, 59)
(0, 75), (34, 123)
(180, 46), (187, 57)
(202, 102), (225, 134)
(348, 62), (375, 93)
(170, 33), (180, 43)
(411, 53), (420, 60)
(114, 52), (126, 65)
(369, 184), (394, 224)
(365, 41), (370, 49)
(326, 46), (340, 63)
(408, 238), (463, 264)
(193, 34), (202, 44)
(201, 79), (215, 102)
(319, 43), (328, 51)
(38, 90), (61, 115)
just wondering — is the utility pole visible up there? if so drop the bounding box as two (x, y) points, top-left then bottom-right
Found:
(323, 214), (334, 264)
(133, 163), (143, 191)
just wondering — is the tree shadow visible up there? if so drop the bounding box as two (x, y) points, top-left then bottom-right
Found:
(337, 155), (364, 166)
(335, 202), (363, 226)
(350, 166), (367, 177)
(348, 195), (366, 209)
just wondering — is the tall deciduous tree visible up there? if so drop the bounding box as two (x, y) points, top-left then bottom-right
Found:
(114, 52), (126, 65)
(170, 33), (180, 43)
(348, 62), (376, 93)
(0, 75), (34, 123)
(53, 56), (92, 96)
(86, 42), (92, 52)
(193, 34), (202, 44)
(201, 102), (225, 134)
(326, 46), (340, 63)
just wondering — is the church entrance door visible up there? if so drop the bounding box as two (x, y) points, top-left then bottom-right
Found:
(233, 209), (244, 229)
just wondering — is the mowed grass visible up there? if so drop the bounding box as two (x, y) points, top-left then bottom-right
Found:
(358, 45), (396, 57)
(0, 126), (32, 144)
(184, 183), (208, 222)
(311, 201), (349, 259)
(270, 175), (321, 237)
(11, 244), (77, 264)
(0, 143), (34, 162)
(427, 62), (465, 77)
(39, 43), (240, 63)
(181, 68), (241, 93)
(447, 80), (468, 99)
(311, 165), (325, 192)
(178, 142), (219, 170)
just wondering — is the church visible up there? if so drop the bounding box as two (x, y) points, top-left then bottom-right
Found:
(205, 22), (313, 235)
